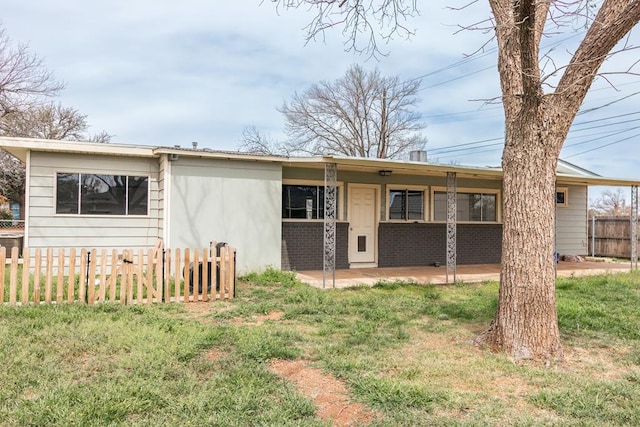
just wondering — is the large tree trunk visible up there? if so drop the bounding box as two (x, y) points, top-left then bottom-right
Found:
(477, 112), (564, 361)
(476, 0), (640, 362)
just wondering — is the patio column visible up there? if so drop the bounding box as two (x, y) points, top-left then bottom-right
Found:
(323, 162), (337, 288)
(446, 172), (457, 283)
(631, 185), (638, 271)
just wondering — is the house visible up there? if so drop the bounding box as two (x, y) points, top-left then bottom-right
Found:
(1, 136), (638, 275)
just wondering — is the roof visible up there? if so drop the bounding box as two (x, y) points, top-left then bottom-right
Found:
(1, 136), (639, 187)
(557, 159), (601, 177)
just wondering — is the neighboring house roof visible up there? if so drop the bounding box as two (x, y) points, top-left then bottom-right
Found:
(1, 136), (639, 187)
(557, 159), (601, 177)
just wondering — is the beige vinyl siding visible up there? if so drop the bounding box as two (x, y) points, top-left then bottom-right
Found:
(27, 151), (160, 250)
(556, 185), (588, 255)
(170, 157), (282, 274)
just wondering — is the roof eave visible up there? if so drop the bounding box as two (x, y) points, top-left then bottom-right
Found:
(0, 137), (154, 161)
(152, 147), (286, 163)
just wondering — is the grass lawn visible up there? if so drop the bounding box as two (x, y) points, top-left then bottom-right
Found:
(0, 269), (639, 426)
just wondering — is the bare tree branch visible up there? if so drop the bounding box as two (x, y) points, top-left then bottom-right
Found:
(278, 64), (426, 159)
(270, 0), (419, 58)
(589, 188), (630, 216)
(0, 26), (63, 117)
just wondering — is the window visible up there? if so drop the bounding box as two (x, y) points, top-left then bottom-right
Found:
(388, 189), (425, 220)
(56, 173), (149, 215)
(556, 188), (568, 207)
(282, 184), (340, 219)
(433, 190), (498, 222)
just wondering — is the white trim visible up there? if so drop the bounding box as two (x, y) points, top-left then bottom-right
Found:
(347, 183), (381, 266)
(163, 154), (172, 247)
(385, 185), (429, 222)
(556, 187), (569, 208)
(431, 186), (502, 223)
(282, 179), (345, 221)
(24, 150), (30, 246)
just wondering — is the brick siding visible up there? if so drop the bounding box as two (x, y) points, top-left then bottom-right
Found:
(281, 222), (349, 271)
(378, 223), (502, 267)
(283, 222), (502, 270)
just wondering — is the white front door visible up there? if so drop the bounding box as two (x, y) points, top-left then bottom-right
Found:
(349, 186), (377, 265)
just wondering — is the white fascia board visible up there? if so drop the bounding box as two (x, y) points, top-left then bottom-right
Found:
(152, 147), (286, 163)
(0, 137), (154, 161)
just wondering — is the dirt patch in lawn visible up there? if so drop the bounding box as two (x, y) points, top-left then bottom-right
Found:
(205, 349), (228, 362)
(227, 311), (286, 326)
(270, 359), (377, 426)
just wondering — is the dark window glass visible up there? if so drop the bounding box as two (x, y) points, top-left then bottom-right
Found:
(434, 192), (447, 221)
(81, 175), (126, 215)
(128, 176), (149, 215)
(389, 189), (424, 220)
(556, 191), (566, 205)
(388, 190), (406, 219)
(482, 194), (497, 221)
(434, 191), (497, 222)
(407, 190), (424, 220)
(56, 173), (80, 214)
(282, 185), (325, 219)
(56, 173), (148, 216)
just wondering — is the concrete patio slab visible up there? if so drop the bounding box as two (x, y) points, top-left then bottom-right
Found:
(296, 260), (635, 289)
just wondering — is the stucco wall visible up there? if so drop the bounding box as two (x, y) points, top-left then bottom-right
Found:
(27, 151), (160, 249)
(169, 157), (281, 274)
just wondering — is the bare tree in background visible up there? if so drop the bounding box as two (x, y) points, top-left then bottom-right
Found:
(240, 64), (427, 158)
(590, 188), (630, 217)
(0, 103), (112, 212)
(0, 25), (111, 214)
(0, 151), (25, 205)
(238, 125), (289, 156)
(270, 0), (640, 361)
(0, 102), (112, 142)
(0, 26), (63, 118)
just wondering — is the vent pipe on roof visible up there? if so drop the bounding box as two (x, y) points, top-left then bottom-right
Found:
(409, 150), (427, 162)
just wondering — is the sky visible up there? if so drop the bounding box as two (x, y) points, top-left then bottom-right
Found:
(2, 1), (639, 194)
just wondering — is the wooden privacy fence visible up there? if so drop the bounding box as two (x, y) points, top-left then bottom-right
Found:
(0, 243), (236, 306)
(588, 216), (639, 258)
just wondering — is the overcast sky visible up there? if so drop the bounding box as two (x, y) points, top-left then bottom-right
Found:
(2, 1), (639, 188)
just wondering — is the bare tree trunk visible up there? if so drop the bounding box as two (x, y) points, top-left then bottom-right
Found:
(478, 112), (563, 361)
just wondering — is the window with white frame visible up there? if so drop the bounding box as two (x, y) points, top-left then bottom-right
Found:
(433, 189), (499, 222)
(556, 188), (568, 207)
(388, 188), (426, 220)
(56, 173), (149, 215)
(282, 184), (340, 220)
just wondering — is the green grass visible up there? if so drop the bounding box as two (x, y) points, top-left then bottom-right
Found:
(0, 268), (639, 425)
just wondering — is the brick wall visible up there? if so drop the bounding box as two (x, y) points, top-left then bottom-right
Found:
(281, 222), (349, 271)
(457, 224), (502, 264)
(378, 223), (502, 267)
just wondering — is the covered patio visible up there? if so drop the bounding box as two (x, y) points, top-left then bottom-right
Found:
(297, 259), (634, 289)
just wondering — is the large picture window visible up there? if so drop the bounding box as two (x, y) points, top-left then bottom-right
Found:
(434, 191), (498, 222)
(388, 189), (425, 220)
(282, 184), (340, 219)
(56, 173), (149, 215)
